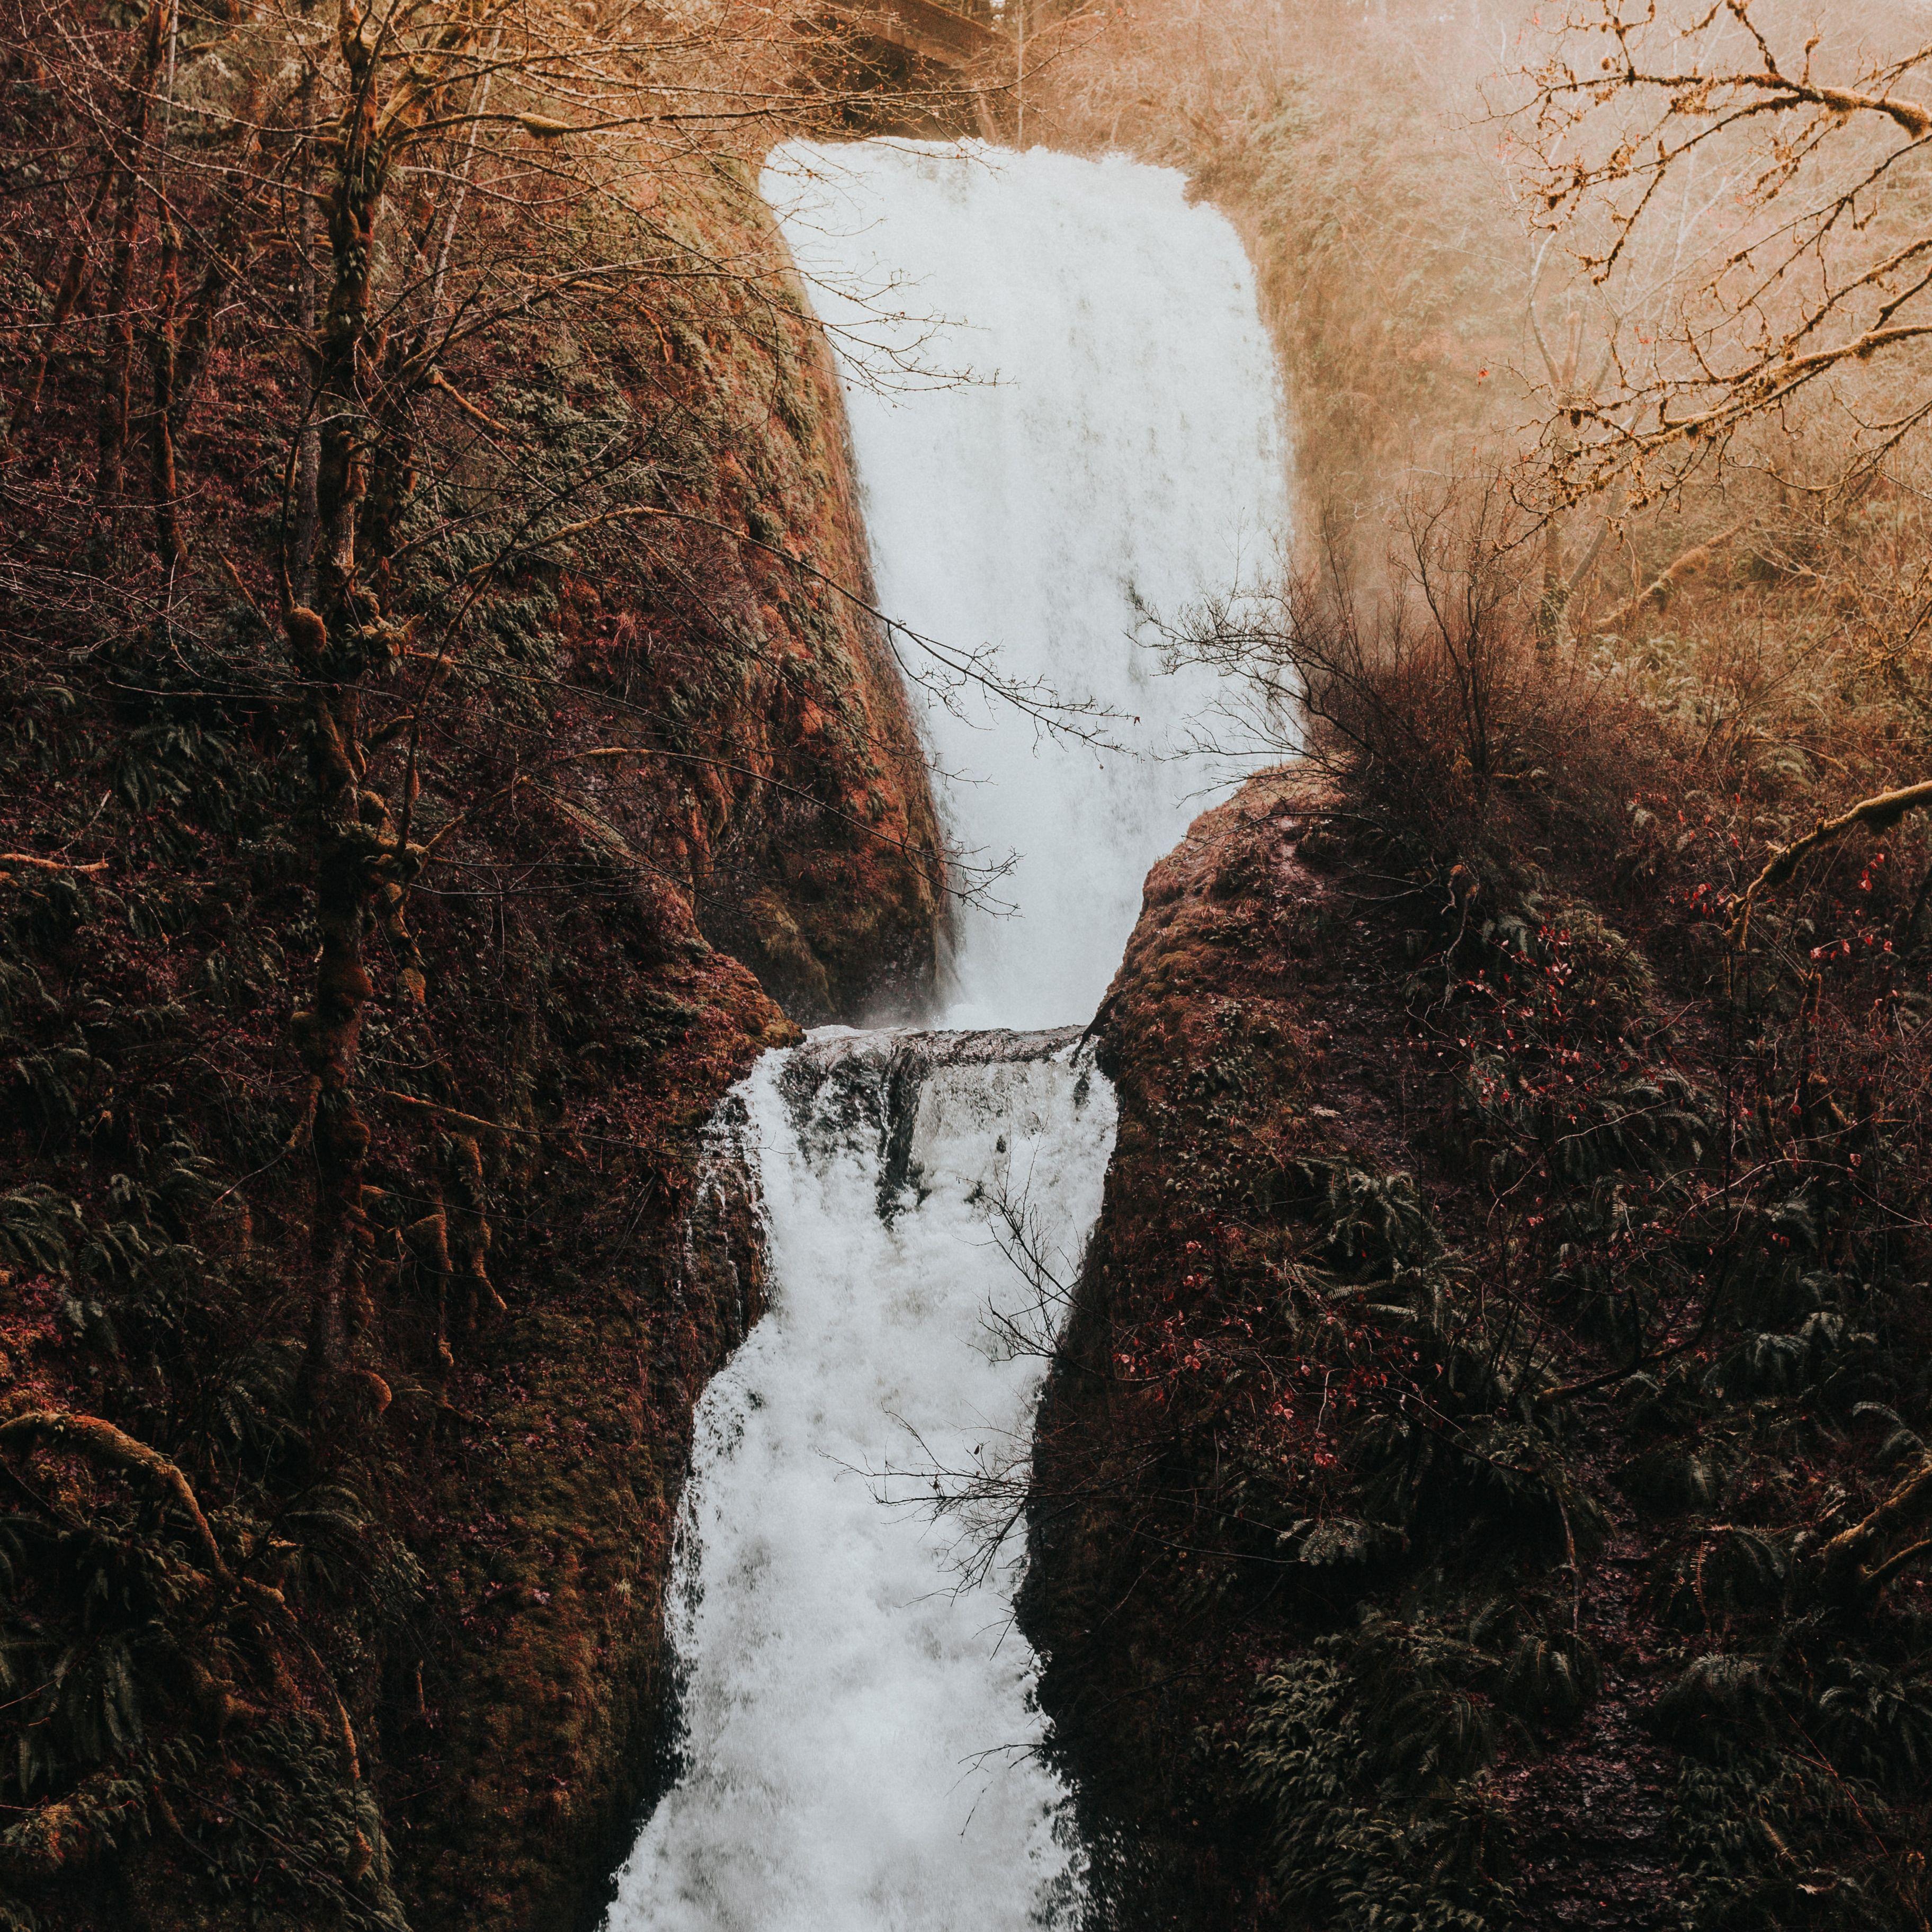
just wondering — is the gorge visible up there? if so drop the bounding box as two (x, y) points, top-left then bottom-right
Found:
(7, 7), (1932, 1928)
(606, 139), (1289, 1929)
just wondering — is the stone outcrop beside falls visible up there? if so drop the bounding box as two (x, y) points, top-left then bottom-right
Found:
(1026, 767), (1932, 1930)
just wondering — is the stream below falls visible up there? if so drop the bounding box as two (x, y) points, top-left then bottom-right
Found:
(603, 139), (1289, 1930)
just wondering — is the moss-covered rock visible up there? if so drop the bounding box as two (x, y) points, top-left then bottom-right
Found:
(1026, 768), (1932, 1932)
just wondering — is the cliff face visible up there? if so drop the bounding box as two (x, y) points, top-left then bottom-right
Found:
(1027, 770), (1932, 1932)
(0, 147), (940, 1931)
(617, 167), (945, 1024)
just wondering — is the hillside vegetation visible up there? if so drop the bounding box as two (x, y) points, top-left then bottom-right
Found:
(0, 4), (947, 1925)
(1021, 6), (1932, 1928)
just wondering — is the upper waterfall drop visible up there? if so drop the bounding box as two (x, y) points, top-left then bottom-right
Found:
(763, 139), (1291, 1027)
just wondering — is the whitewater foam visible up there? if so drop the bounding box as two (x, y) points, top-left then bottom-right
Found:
(604, 1037), (1111, 1929)
(765, 139), (1289, 1027)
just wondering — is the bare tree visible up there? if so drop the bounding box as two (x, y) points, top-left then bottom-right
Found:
(1512, 1), (1932, 507)
(1525, 237), (1618, 646)
(1, 0), (1085, 1405)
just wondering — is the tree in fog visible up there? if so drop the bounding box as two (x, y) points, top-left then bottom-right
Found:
(1515, 1), (1932, 507)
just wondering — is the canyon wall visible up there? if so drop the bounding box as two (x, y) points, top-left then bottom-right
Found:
(1027, 766), (1932, 1930)
(0, 151), (941, 1932)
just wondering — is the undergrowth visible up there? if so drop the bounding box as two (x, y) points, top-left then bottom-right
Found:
(1031, 503), (1932, 1931)
(0, 64), (934, 1927)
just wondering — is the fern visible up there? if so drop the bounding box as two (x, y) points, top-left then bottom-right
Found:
(1812, 1660), (1932, 1795)
(1244, 1631), (1519, 1932)
(0, 1186), (79, 1277)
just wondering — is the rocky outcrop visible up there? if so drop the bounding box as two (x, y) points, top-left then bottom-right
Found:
(1027, 769), (1415, 1926)
(1027, 768), (1932, 1931)
(0, 145), (942, 1932)
(500, 160), (945, 1027)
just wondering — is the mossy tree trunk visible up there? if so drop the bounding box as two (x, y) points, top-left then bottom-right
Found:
(288, 0), (439, 1400)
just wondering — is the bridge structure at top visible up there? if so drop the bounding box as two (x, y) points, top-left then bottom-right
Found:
(833, 0), (1002, 68)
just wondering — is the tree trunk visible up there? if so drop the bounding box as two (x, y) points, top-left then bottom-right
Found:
(4, 166), (114, 456)
(94, 174), (142, 516)
(6, 2), (166, 458)
(147, 221), (184, 566)
(292, 71), (321, 606)
(290, 15), (392, 1400)
(1537, 505), (1570, 652)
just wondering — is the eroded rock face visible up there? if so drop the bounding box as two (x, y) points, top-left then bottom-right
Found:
(1025, 769), (1400, 1927)
(0, 141), (943, 1932)
(777, 1026), (1088, 1218)
(1024, 770), (1931, 1931)
(519, 166), (945, 1028)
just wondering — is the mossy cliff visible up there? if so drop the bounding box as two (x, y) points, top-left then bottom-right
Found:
(1027, 769), (1932, 1932)
(0, 151), (940, 1931)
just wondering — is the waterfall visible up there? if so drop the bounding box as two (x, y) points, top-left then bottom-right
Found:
(604, 140), (1286, 1931)
(610, 1035), (1113, 1930)
(770, 139), (1289, 1025)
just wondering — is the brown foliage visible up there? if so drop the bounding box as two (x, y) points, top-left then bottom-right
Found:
(1512, 1), (1932, 502)
(1161, 484), (1662, 876)
(0, 4), (952, 1927)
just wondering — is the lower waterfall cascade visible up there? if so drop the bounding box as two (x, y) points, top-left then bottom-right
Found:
(604, 141), (1289, 1930)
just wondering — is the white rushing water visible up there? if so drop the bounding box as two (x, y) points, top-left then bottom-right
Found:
(605, 140), (1287, 1931)
(610, 1036), (1113, 1930)
(765, 138), (1290, 1026)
